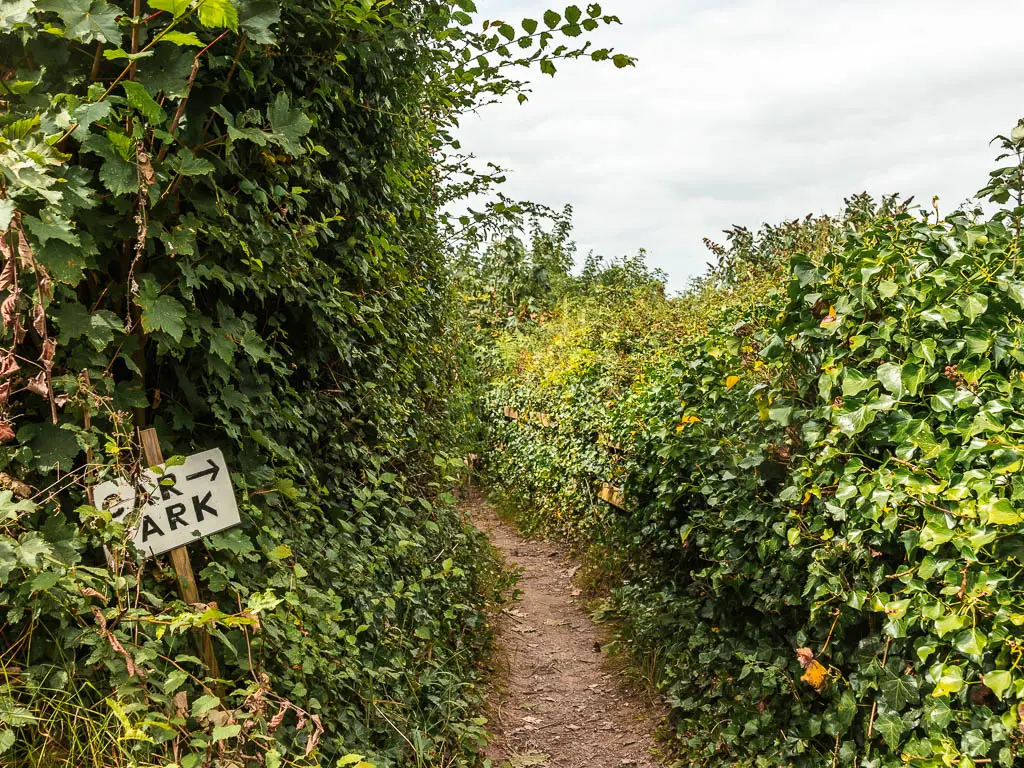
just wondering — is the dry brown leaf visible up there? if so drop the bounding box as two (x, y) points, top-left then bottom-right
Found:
(1, 290), (19, 328)
(16, 228), (34, 270)
(39, 338), (56, 371)
(80, 587), (108, 603)
(0, 258), (14, 292)
(174, 691), (189, 720)
(268, 701), (289, 731)
(795, 647), (815, 669)
(92, 607), (141, 678)
(26, 371), (48, 397)
(0, 354), (18, 378)
(32, 302), (45, 336)
(305, 714), (324, 756)
(0, 422), (13, 443)
(137, 145), (156, 189)
(0, 472), (31, 499)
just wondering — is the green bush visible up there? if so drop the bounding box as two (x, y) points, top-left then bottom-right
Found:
(486, 130), (1024, 766)
(0, 1), (631, 765)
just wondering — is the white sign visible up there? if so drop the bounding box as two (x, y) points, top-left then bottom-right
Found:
(92, 448), (240, 558)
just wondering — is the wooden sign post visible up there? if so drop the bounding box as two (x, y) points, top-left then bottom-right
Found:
(138, 428), (221, 680)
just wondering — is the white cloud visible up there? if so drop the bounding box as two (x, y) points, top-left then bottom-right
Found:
(456, 0), (1024, 290)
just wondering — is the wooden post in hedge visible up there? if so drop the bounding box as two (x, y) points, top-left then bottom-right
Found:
(138, 427), (220, 679)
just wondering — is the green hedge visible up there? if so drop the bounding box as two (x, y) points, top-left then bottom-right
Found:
(486, 140), (1024, 766)
(0, 1), (635, 764)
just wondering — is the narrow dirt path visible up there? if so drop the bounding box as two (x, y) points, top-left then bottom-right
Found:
(463, 490), (664, 768)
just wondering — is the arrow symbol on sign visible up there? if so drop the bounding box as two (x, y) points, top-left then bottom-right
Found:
(186, 458), (220, 482)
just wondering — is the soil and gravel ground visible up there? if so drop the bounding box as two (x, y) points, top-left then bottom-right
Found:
(463, 489), (665, 768)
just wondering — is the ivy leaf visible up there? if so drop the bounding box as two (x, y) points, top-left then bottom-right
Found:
(984, 670), (1012, 699)
(954, 628), (987, 657)
(122, 81), (168, 125)
(931, 664), (965, 697)
(880, 668), (920, 709)
(197, 0), (238, 30)
(835, 405), (877, 437)
(138, 281), (188, 342)
(957, 293), (988, 323)
(842, 368), (876, 397)
(873, 712), (904, 750)
(876, 362), (904, 396)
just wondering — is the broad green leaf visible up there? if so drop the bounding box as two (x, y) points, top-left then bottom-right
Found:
(159, 30), (204, 46)
(103, 47), (155, 61)
(138, 283), (188, 342)
(172, 150), (216, 175)
(40, 0), (121, 43)
(17, 532), (53, 569)
(935, 614), (966, 640)
(191, 694), (220, 716)
(162, 669), (189, 694)
(0, 729), (15, 756)
(122, 81), (168, 124)
(267, 93), (312, 156)
(25, 423), (81, 472)
(149, 0), (191, 15)
(0, 539), (17, 583)
(197, 0), (237, 29)
(238, 0), (279, 44)
(543, 9), (560, 27)
(211, 723), (241, 741)
(0, 199), (14, 230)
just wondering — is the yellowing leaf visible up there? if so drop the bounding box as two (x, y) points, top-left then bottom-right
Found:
(820, 306), (837, 327)
(725, 375), (741, 390)
(801, 660), (829, 691)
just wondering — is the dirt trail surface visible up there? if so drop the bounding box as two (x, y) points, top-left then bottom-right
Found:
(464, 490), (664, 768)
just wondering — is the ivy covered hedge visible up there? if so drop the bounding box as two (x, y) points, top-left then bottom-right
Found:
(486, 129), (1024, 766)
(0, 1), (632, 766)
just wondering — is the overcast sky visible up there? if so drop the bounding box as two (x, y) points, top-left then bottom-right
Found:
(455, 0), (1024, 291)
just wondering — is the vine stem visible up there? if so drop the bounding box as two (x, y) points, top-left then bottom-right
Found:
(866, 636), (892, 741)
